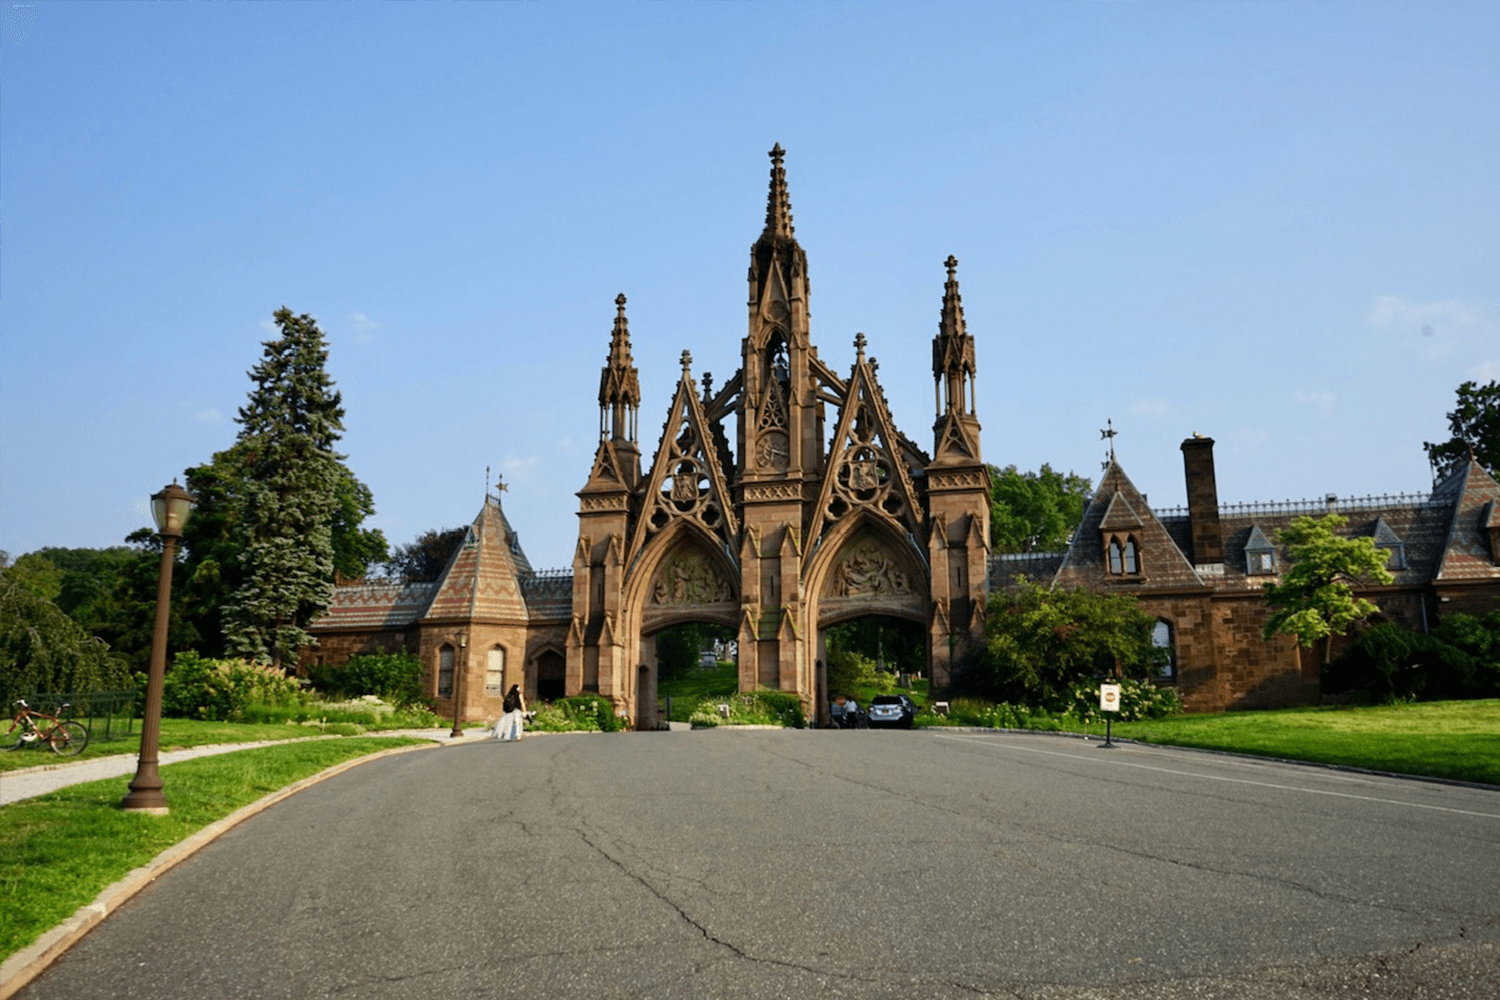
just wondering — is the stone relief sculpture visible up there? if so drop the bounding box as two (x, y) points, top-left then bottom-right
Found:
(651, 549), (734, 605)
(831, 540), (914, 597)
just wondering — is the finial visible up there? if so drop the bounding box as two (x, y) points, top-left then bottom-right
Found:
(870, 357), (878, 373)
(854, 332), (867, 361)
(680, 349), (693, 373)
(1100, 418), (1117, 462)
(701, 371), (714, 398)
(770, 142), (785, 161)
(615, 292), (626, 311)
(945, 254), (958, 279)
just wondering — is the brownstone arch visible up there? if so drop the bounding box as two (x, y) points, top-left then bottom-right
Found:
(570, 145), (991, 723)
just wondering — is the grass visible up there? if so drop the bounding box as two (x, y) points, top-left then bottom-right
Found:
(0, 715), (443, 774)
(0, 735), (430, 964)
(1108, 699), (1500, 786)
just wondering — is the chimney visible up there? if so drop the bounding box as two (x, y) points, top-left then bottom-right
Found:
(1181, 435), (1223, 566)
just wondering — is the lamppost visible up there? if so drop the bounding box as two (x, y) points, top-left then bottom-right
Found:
(122, 481), (195, 814)
(449, 633), (468, 739)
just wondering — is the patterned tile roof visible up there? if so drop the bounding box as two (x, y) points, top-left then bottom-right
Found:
(423, 497), (533, 622)
(315, 581), (438, 631)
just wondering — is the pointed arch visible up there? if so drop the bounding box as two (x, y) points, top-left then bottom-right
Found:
(625, 518), (742, 636)
(805, 510), (929, 630)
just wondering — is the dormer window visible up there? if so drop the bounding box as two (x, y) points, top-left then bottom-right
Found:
(1372, 517), (1406, 572)
(1106, 534), (1141, 576)
(1245, 524), (1277, 575)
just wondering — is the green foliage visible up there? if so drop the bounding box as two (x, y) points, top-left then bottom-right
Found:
(658, 660), (738, 705)
(220, 308), (366, 667)
(654, 623), (733, 684)
(826, 647), (878, 699)
(0, 577), (130, 708)
(528, 694), (628, 732)
(685, 690), (806, 728)
(1261, 514), (1395, 655)
(918, 697), (1068, 730)
(304, 652), (425, 708)
(1324, 615), (1500, 703)
(379, 526), (467, 582)
(1065, 677), (1182, 723)
(972, 579), (1167, 707)
(988, 463), (1091, 553)
(1424, 379), (1500, 480)
(158, 652), (305, 722)
(824, 615), (924, 675)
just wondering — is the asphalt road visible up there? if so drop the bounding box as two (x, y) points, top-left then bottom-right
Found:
(19, 730), (1500, 999)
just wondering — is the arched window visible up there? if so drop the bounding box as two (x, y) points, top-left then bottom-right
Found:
(437, 645), (455, 697)
(486, 646), (506, 695)
(1108, 539), (1124, 575)
(1106, 535), (1141, 576)
(1123, 537), (1139, 575)
(1152, 620), (1176, 679)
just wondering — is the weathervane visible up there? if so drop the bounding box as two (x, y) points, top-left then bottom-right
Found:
(1101, 418), (1117, 466)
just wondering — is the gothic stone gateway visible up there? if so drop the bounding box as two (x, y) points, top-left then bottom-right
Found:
(572, 145), (990, 727)
(306, 146), (1500, 722)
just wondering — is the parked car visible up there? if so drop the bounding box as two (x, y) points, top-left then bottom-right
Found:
(866, 694), (917, 729)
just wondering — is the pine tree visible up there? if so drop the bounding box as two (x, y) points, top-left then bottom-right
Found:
(221, 308), (349, 668)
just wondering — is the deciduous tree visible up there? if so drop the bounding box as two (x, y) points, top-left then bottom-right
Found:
(974, 579), (1166, 706)
(988, 464), (1092, 553)
(1261, 513), (1395, 663)
(1424, 379), (1500, 480)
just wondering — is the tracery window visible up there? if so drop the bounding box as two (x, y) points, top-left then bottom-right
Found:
(1106, 534), (1141, 576)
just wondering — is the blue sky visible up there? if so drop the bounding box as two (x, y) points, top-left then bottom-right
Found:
(3, 1), (1497, 573)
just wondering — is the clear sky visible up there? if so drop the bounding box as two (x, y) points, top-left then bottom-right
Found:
(3, 1), (1497, 573)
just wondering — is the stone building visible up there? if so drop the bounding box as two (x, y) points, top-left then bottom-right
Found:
(306, 146), (1500, 721)
(992, 440), (1500, 712)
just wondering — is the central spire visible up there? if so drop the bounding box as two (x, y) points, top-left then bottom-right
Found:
(599, 293), (641, 443)
(761, 142), (796, 241)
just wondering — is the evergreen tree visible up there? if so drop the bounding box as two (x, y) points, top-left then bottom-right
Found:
(220, 308), (351, 668)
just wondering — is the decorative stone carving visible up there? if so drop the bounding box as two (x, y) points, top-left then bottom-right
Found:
(651, 549), (733, 605)
(830, 540), (914, 597)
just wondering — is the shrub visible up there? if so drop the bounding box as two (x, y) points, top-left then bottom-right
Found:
(305, 651), (424, 708)
(1065, 677), (1181, 723)
(1325, 619), (1500, 703)
(968, 579), (1167, 706)
(158, 652), (304, 721)
(528, 694), (627, 733)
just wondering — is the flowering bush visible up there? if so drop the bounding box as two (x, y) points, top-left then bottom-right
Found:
(1065, 677), (1181, 723)
(527, 694), (627, 733)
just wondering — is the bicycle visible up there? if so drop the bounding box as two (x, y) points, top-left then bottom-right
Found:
(3, 699), (90, 756)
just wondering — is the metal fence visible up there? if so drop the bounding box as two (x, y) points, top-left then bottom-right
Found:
(25, 689), (138, 742)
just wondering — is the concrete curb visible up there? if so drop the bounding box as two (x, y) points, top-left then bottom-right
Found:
(0, 738), (451, 1000)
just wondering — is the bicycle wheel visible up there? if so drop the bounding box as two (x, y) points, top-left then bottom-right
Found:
(50, 721), (89, 756)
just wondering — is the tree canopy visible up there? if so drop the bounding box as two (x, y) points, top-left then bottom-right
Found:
(970, 579), (1167, 706)
(0, 576), (131, 707)
(1424, 379), (1500, 480)
(1261, 513), (1394, 661)
(380, 527), (468, 582)
(988, 464), (1092, 553)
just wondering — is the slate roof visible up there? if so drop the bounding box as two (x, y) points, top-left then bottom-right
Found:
(314, 495), (574, 633)
(1006, 455), (1500, 598)
(316, 581), (439, 631)
(1053, 460), (1204, 590)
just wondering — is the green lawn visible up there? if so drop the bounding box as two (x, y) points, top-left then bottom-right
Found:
(1106, 700), (1500, 785)
(0, 735), (431, 963)
(0, 716), (440, 773)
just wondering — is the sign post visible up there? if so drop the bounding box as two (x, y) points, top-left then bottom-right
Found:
(1098, 683), (1122, 749)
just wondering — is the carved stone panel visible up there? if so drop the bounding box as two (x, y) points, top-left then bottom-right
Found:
(826, 539), (915, 598)
(651, 548), (734, 605)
